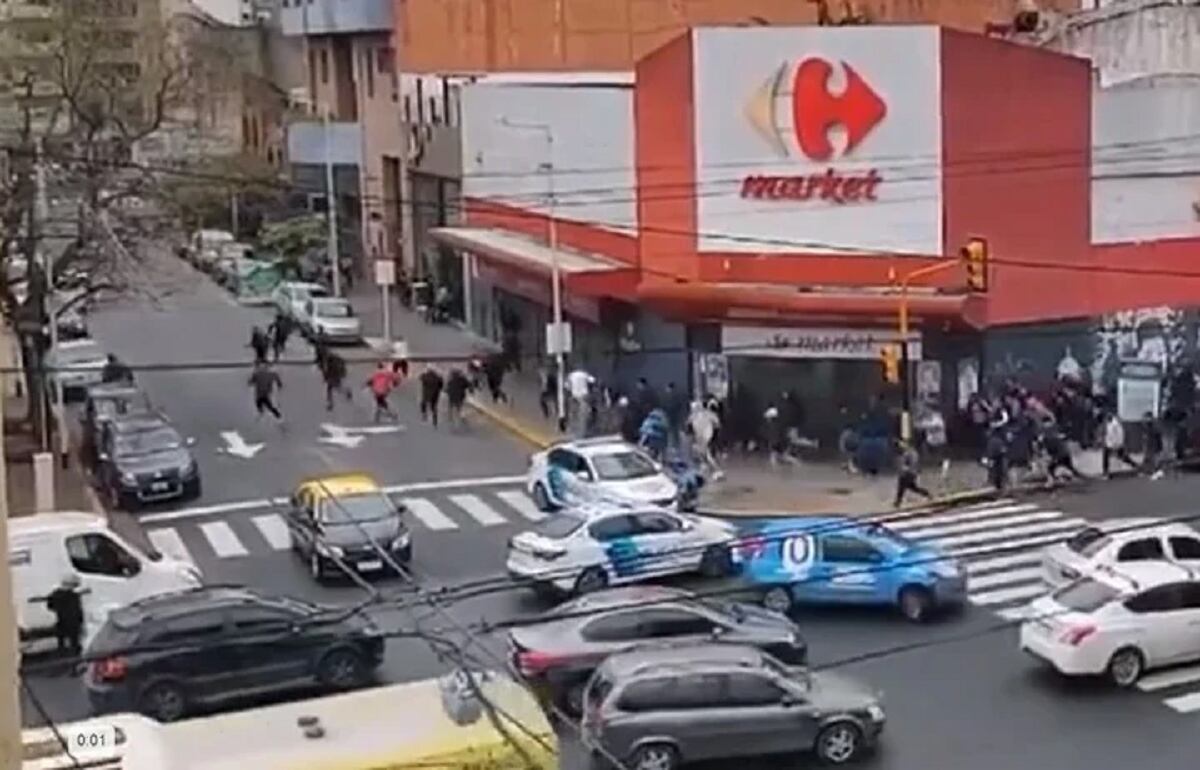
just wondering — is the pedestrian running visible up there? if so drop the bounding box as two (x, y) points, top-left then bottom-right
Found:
(248, 359), (285, 426)
(367, 362), (400, 422)
(419, 364), (444, 428)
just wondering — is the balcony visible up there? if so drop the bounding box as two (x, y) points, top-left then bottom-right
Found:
(279, 0), (392, 36)
(287, 120), (362, 166)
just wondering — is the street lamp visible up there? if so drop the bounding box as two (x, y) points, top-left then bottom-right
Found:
(497, 118), (565, 425)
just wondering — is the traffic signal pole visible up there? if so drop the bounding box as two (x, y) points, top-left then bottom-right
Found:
(896, 259), (961, 442)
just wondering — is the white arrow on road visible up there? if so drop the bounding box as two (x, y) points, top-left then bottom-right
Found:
(319, 424), (364, 448)
(219, 431), (264, 459)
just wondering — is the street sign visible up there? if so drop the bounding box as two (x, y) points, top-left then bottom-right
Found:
(374, 259), (396, 286)
(545, 321), (572, 355)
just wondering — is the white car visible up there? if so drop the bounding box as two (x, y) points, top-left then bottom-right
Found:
(299, 297), (362, 344)
(47, 338), (107, 397)
(1042, 518), (1200, 588)
(271, 281), (328, 319)
(1020, 561), (1200, 688)
(526, 438), (679, 512)
(506, 505), (737, 596)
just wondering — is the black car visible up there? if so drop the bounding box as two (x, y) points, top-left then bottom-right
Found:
(84, 586), (385, 721)
(509, 585), (807, 714)
(81, 383), (153, 467)
(287, 479), (413, 583)
(97, 413), (200, 510)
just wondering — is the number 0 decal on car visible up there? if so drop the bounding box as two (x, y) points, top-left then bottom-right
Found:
(780, 536), (815, 574)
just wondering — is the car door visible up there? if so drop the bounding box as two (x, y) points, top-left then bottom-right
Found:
(63, 533), (145, 629)
(141, 609), (234, 701)
(1124, 583), (1194, 666)
(723, 672), (806, 754)
(634, 607), (722, 645)
(628, 511), (689, 574)
(225, 605), (312, 690)
(776, 534), (820, 601)
(1115, 537), (1166, 564)
(1169, 535), (1200, 569)
(626, 674), (730, 762)
(812, 535), (885, 603)
(587, 515), (641, 582)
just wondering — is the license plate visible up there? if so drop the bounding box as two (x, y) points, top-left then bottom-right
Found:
(359, 560), (383, 571)
(150, 482), (170, 492)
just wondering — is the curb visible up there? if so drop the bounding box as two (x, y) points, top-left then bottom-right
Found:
(701, 485), (999, 520)
(466, 395), (557, 449)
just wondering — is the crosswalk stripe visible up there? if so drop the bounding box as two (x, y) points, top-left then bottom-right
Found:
(966, 553), (1043, 575)
(970, 582), (1048, 606)
(948, 498), (1020, 513)
(402, 497), (458, 530)
(902, 511), (1064, 540)
(1137, 664), (1200, 692)
(952, 532), (1069, 560)
(995, 605), (1036, 622)
(1164, 692), (1200, 713)
(497, 490), (545, 521)
(252, 514), (291, 550)
(891, 503), (1038, 531)
(199, 521), (249, 558)
(148, 528), (195, 566)
(968, 566), (1045, 590)
(929, 519), (1085, 549)
(449, 494), (507, 526)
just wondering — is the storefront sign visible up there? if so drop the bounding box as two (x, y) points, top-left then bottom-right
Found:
(474, 262), (600, 324)
(741, 170), (882, 203)
(721, 325), (922, 360)
(1117, 359), (1162, 422)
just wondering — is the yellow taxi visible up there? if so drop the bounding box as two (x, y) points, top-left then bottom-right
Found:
(288, 473), (412, 582)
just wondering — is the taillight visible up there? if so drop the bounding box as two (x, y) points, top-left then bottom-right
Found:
(515, 650), (565, 677)
(1059, 625), (1097, 646)
(92, 656), (128, 682)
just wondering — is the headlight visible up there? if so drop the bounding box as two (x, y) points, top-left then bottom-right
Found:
(119, 471), (137, 485)
(933, 559), (963, 578)
(867, 705), (885, 722)
(316, 542), (343, 557)
(391, 532), (410, 550)
(179, 460), (198, 477)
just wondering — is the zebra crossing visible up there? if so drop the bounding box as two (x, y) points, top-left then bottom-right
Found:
(145, 485), (545, 567)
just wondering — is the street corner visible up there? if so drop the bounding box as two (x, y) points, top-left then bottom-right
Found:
(466, 395), (559, 449)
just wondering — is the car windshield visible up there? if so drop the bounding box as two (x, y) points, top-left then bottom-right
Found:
(861, 524), (915, 550)
(57, 343), (103, 363)
(1052, 578), (1120, 612)
(532, 513), (586, 539)
(319, 493), (394, 524)
(114, 427), (181, 457)
(1067, 528), (1111, 557)
(591, 451), (657, 481)
(315, 301), (352, 318)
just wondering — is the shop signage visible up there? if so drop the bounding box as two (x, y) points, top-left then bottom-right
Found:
(1116, 359), (1162, 422)
(721, 325), (922, 360)
(741, 57), (887, 204)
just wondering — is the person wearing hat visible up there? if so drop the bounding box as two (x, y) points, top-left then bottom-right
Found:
(33, 575), (89, 658)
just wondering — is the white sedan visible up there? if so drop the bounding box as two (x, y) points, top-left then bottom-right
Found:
(47, 338), (107, 397)
(1042, 518), (1200, 588)
(506, 505), (737, 596)
(298, 297), (362, 344)
(526, 438), (679, 512)
(1020, 561), (1200, 687)
(271, 281), (328, 319)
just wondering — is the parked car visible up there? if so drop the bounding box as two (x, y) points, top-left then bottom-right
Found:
(84, 585), (385, 721)
(1042, 518), (1200, 589)
(734, 517), (967, 622)
(510, 585), (806, 714)
(80, 383), (153, 467)
(526, 438), (679, 512)
(187, 229), (234, 269)
(287, 473), (412, 582)
(46, 338), (108, 400)
(271, 281), (329, 320)
(96, 413), (200, 510)
(298, 297), (362, 344)
(582, 643), (885, 769)
(55, 304), (89, 340)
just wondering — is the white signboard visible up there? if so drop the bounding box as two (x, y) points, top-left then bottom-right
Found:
(691, 27), (943, 255)
(545, 321), (573, 355)
(721, 325), (922, 360)
(374, 259), (396, 286)
(1117, 359), (1162, 422)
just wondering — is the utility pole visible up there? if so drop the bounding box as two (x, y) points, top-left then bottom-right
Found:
(0, 329), (25, 770)
(894, 259), (959, 443)
(35, 141), (66, 467)
(230, 190), (240, 237)
(323, 108), (341, 298)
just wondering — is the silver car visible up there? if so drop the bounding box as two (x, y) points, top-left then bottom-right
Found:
(582, 643), (884, 769)
(300, 297), (362, 344)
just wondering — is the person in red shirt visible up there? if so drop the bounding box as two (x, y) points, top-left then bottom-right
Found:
(367, 362), (399, 422)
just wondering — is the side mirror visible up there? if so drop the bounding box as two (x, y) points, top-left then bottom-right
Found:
(185, 437), (197, 447)
(709, 625), (726, 639)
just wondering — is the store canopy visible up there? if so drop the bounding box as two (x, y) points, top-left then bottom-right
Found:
(429, 227), (637, 297)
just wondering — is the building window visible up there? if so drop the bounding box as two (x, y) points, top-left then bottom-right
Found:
(415, 79), (424, 123)
(319, 49), (328, 84)
(364, 49), (375, 99)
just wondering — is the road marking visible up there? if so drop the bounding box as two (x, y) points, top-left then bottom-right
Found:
(199, 521), (249, 557)
(967, 566), (1045, 591)
(449, 494), (507, 526)
(147, 528), (195, 566)
(969, 582), (1047, 606)
(252, 514), (291, 550)
(402, 498), (458, 531)
(952, 498), (1019, 513)
(891, 503), (1039, 531)
(1164, 692), (1200, 713)
(995, 605), (1036, 622)
(930, 518), (1085, 549)
(1137, 664), (1200, 692)
(497, 490), (544, 521)
(902, 511), (1064, 540)
(966, 553), (1042, 575)
(951, 532), (1069, 560)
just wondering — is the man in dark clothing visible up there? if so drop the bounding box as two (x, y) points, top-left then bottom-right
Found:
(538, 362), (557, 419)
(419, 365), (445, 427)
(663, 382), (688, 449)
(100, 354), (133, 384)
(1144, 411), (1165, 478)
(268, 313), (294, 361)
(320, 350), (350, 410)
(633, 378), (657, 429)
(894, 442), (932, 507)
(36, 575), (86, 657)
(249, 326), (270, 364)
(986, 429), (1009, 491)
(618, 396), (640, 444)
(248, 360), (284, 422)
(446, 368), (470, 426)
(483, 353), (508, 403)
(1043, 424), (1081, 486)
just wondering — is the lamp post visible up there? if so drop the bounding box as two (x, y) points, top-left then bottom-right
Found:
(894, 258), (960, 442)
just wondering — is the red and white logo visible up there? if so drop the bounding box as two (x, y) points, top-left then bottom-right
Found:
(741, 58), (887, 204)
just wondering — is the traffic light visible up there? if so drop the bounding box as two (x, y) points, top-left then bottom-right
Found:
(961, 237), (988, 292)
(880, 344), (900, 384)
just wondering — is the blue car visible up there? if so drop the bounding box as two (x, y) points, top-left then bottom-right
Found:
(733, 516), (968, 622)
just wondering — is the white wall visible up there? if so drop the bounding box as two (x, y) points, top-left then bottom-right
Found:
(691, 26), (942, 255)
(460, 82), (637, 235)
(1092, 77), (1200, 244)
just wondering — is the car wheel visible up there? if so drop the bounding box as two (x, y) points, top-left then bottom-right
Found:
(898, 585), (933, 623)
(814, 721), (863, 765)
(698, 545), (732, 578)
(317, 648), (367, 689)
(628, 742), (677, 770)
(532, 482), (555, 512)
(138, 680), (188, 722)
(309, 552), (326, 582)
(763, 586), (794, 614)
(574, 567), (608, 595)
(1107, 647), (1144, 688)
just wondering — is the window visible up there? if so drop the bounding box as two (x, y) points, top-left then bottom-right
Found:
(532, 512), (585, 539)
(632, 512), (682, 535)
(1117, 538), (1165, 562)
(150, 611), (226, 644)
(363, 50), (375, 99)
(582, 612), (645, 642)
(821, 536), (882, 564)
(592, 451), (657, 481)
(1052, 578), (1119, 612)
(1126, 583), (1186, 614)
(636, 609), (717, 638)
(589, 515), (636, 542)
(618, 674), (725, 712)
(725, 673), (785, 706)
(547, 449), (582, 472)
(319, 49), (329, 84)
(66, 534), (139, 577)
(1170, 537), (1200, 560)
(1068, 528), (1112, 558)
(1180, 582), (1200, 610)
(227, 606), (294, 634)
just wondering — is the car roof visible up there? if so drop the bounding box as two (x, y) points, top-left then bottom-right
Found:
(602, 643), (765, 679)
(10, 511), (107, 536)
(111, 586), (269, 627)
(1091, 561), (1200, 592)
(281, 281), (325, 291)
(1094, 517), (1175, 536)
(110, 413), (171, 433)
(54, 338), (102, 351)
(85, 383), (144, 400)
(556, 585), (693, 614)
(756, 516), (855, 534)
(549, 436), (637, 456)
(298, 473), (381, 498)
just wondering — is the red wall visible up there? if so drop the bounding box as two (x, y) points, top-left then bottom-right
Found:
(1091, 239), (1200, 315)
(940, 28), (1092, 326)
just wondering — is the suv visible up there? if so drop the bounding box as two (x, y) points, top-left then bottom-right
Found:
(582, 643), (884, 769)
(96, 413), (200, 510)
(84, 586), (385, 721)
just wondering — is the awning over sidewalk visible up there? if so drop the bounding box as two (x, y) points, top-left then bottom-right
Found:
(429, 227), (638, 297)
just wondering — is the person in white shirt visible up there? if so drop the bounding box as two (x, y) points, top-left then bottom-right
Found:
(1102, 411), (1137, 478)
(565, 367), (592, 436)
(689, 400), (723, 479)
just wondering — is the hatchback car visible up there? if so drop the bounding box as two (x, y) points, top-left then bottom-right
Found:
(80, 383), (153, 467)
(84, 586), (384, 721)
(527, 438), (678, 512)
(272, 281), (328, 320)
(96, 414), (200, 510)
(288, 474), (412, 582)
(510, 585), (806, 714)
(507, 506), (736, 596)
(582, 643), (884, 769)
(46, 338), (108, 399)
(299, 297), (362, 344)
(1042, 518), (1200, 588)
(1020, 561), (1200, 688)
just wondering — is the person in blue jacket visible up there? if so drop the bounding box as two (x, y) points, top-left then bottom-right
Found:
(639, 408), (669, 460)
